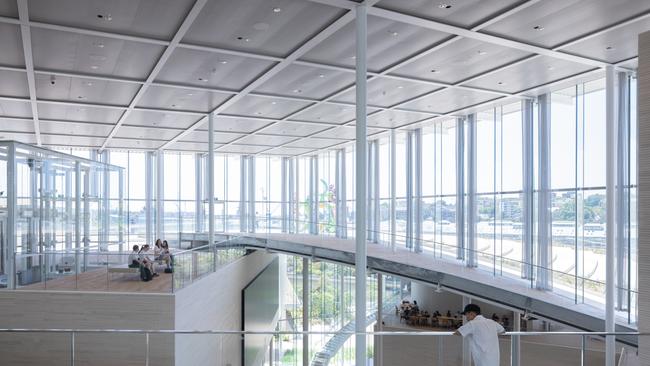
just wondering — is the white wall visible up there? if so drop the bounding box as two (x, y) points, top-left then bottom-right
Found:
(174, 250), (277, 366)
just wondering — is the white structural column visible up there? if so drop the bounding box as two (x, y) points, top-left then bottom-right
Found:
(248, 156), (256, 233)
(155, 151), (164, 241)
(414, 129), (422, 253)
(522, 99), (535, 280)
(74, 162), (81, 275)
(302, 257), (310, 366)
(376, 273), (384, 366)
(102, 151), (110, 251)
(281, 157), (288, 233)
(367, 140), (379, 243)
(511, 310), (521, 366)
(456, 117), (465, 260)
(208, 113), (215, 246)
(289, 158), (296, 233)
(355, 3), (368, 366)
(605, 65), (617, 366)
(6, 144), (16, 288)
(390, 129), (397, 252)
(406, 133), (413, 250)
(637, 30), (650, 363)
(536, 93), (552, 290)
(240, 156), (247, 232)
(195, 153), (204, 233)
(118, 167), (124, 252)
(145, 151), (154, 245)
(616, 72), (630, 311)
(466, 114), (477, 267)
(462, 296), (472, 366)
(336, 149), (348, 238)
(309, 155), (319, 234)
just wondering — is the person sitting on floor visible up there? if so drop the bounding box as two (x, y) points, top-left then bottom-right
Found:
(128, 245), (140, 268)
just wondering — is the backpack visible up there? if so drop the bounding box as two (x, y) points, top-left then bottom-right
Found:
(164, 267), (173, 274)
(140, 266), (153, 281)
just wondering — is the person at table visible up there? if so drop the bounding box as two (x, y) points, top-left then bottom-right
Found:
(139, 244), (159, 277)
(446, 310), (452, 317)
(455, 304), (505, 366)
(128, 245), (140, 267)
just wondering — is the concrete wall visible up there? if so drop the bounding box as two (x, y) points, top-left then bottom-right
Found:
(638, 30), (650, 363)
(0, 290), (175, 366)
(174, 250), (277, 366)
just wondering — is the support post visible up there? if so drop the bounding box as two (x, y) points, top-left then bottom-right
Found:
(195, 153), (204, 233)
(462, 296), (472, 366)
(355, 4), (368, 365)
(376, 273), (383, 366)
(390, 129), (396, 252)
(522, 99), (534, 279)
(605, 65), (616, 366)
(414, 129), (422, 253)
(616, 72), (630, 311)
(7, 143), (16, 289)
(302, 257), (310, 366)
(145, 151), (153, 245)
(248, 156), (256, 233)
(208, 113), (215, 248)
(75, 162), (81, 275)
(281, 157), (288, 233)
(537, 93), (552, 290)
(155, 151), (164, 242)
(467, 114), (477, 267)
(240, 156), (247, 233)
(511, 310), (521, 366)
(456, 117), (465, 260)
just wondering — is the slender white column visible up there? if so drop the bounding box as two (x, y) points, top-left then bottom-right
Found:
(390, 129), (396, 252)
(145, 152), (153, 244)
(75, 162), (81, 274)
(302, 257), (310, 366)
(406, 132), (413, 249)
(7, 143), (16, 289)
(537, 94), (552, 290)
(195, 153), (203, 233)
(118, 168), (124, 252)
(208, 113), (215, 246)
(456, 117), (465, 260)
(522, 100), (534, 279)
(155, 151), (164, 242)
(615, 72), (630, 311)
(605, 65), (616, 366)
(467, 114), (477, 267)
(511, 310), (521, 366)
(462, 296), (472, 366)
(376, 273), (383, 366)
(414, 129), (422, 253)
(248, 156), (256, 233)
(355, 4), (368, 366)
(281, 157), (288, 233)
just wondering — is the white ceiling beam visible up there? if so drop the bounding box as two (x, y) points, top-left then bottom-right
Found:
(160, 9), (359, 150)
(16, 0), (40, 146)
(99, 0), (210, 151)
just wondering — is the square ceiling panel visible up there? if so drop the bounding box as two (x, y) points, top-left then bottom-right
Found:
(236, 134), (297, 146)
(107, 138), (164, 149)
(301, 15), (450, 73)
(180, 130), (243, 144)
(38, 103), (124, 123)
(137, 85), (232, 113)
(157, 47), (274, 90)
(461, 56), (593, 94)
(264, 146), (316, 156)
(35, 74), (139, 106)
(482, 0), (650, 48)
(0, 1), (18, 17)
(114, 125), (182, 141)
(0, 132), (37, 144)
(168, 141), (211, 152)
(217, 144), (268, 154)
(376, 0), (524, 28)
(40, 134), (106, 147)
(0, 70), (28, 98)
(257, 121), (331, 137)
(182, 0), (345, 57)
(222, 95), (311, 119)
(390, 37), (533, 84)
(28, 0), (195, 40)
(0, 23), (25, 67)
(367, 110), (432, 128)
(254, 63), (354, 99)
(39, 121), (112, 137)
(399, 88), (499, 114)
(284, 137), (341, 149)
(560, 18), (650, 63)
(0, 99), (33, 118)
(0, 117), (34, 133)
(124, 110), (202, 129)
(291, 103), (379, 124)
(31, 28), (165, 79)
(314, 126), (383, 140)
(333, 77), (441, 108)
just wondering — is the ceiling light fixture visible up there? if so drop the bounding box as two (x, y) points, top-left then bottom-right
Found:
(430, 69), (441, 74)
(497, 81), (505, 85)
(547, 66), (555, 71)
(198, 77), (208, 82)
(236, 36), (251, 42)
(388, 30), (399, 37)
(438, 3), (452, 9)
(96, 13), (112, 21)
(92, 42), (105, 48)
(292, 89), (302, 93)
(90, 65), (99, 70)
(477, 50), (487, 56)
(84, 81), (93, 86)
(606, 46), (614, 51)
(318, 74), (325, 78)
(397, 85), (404, 89)
(271, 101), (277, 105)
(533, 25), (544, 31)
(220, 60), (228, 64)
(273, 7), (281, 13)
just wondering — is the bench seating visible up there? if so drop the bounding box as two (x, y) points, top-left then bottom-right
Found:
(108, 266), (139, 274)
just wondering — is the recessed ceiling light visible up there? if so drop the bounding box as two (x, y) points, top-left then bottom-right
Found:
(606, 46), (614, 51)
(430, 69), (441, 74)
(77, 95), (86, 100)
(318, 74), (325, 78)
(171, 104), (177, 108)
(84, 81), (93, 86)
(219, 60), (228, 64)
(477, 50), (487, 56)
(388, 30), (399, 37)
(292, 89), (302, 93)
(187, 93), (194, 97)
(533, 25), (544, 31)
(497, 81), (505, 85)
(438, 3), (452, 9)
(256, 112), (263, 115)
(198, 77), (208, 82)
(90, 65), (99, 70)
(236, 36), (251, 42)
(96, 13), (112, 21)
(271, 101), (277, 105)
(350, 55), (356, 60)
(547, 66), (555, 71)
(92, 42), (105, 48)
(397, 85), (404, 89)
(273, 7), (281, 13)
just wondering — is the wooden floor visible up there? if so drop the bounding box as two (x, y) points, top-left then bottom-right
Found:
(18, 267), (173, 293)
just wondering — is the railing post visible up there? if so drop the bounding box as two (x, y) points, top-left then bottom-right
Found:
(437, 335), (443, 366)
(145, 332), (150, 366)
(70, 331), (75, 366)
(580, 334), (585, 366)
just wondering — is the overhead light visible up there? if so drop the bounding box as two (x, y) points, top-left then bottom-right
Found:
(388, 30), (399, 37)
(350, 55), (356, 60)
(96, 13), (112, 21)
(606, 46), (614, 51)
(90, 65), (99, 70)
(187, 92), (194, 96)
(477, 50), (487, 56)
(273, 7), (281, 13)
(430, 69), (441, 74)
(92, 42), (105, 48)
(77, 95), (86, 100)
(171, 104), (178, 108)
(497, 81), (505, 85)
(84, 81), (93, 86)
(318, 74), (325, 78)
(438, 3), (452, 9)
(271, 101), (277, 105)
(219, 60), (228, 64)
(397, 85), (404, 89)
(547, 66), (555, 71)
(533, 25), (544, 31)
(256, 111), (263, 115)
(292, 89), (302, 93)
(198, 77), (208, 82)
(236, 36), (251, 42)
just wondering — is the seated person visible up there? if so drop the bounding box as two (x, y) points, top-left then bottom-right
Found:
(139, 244), (159, 277)
(128, 245), (140, 268)
(446, 310), (452, 317)
(154, 239), (163, 259)
(159, 241), (172, 269)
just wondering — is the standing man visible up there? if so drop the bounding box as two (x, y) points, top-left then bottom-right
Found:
(454, 304), (505, 366)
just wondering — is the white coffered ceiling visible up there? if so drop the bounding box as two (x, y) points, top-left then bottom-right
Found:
(0, 0), (646, 155)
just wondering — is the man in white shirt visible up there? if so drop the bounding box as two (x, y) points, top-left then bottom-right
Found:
(455, 304), (505, 366)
